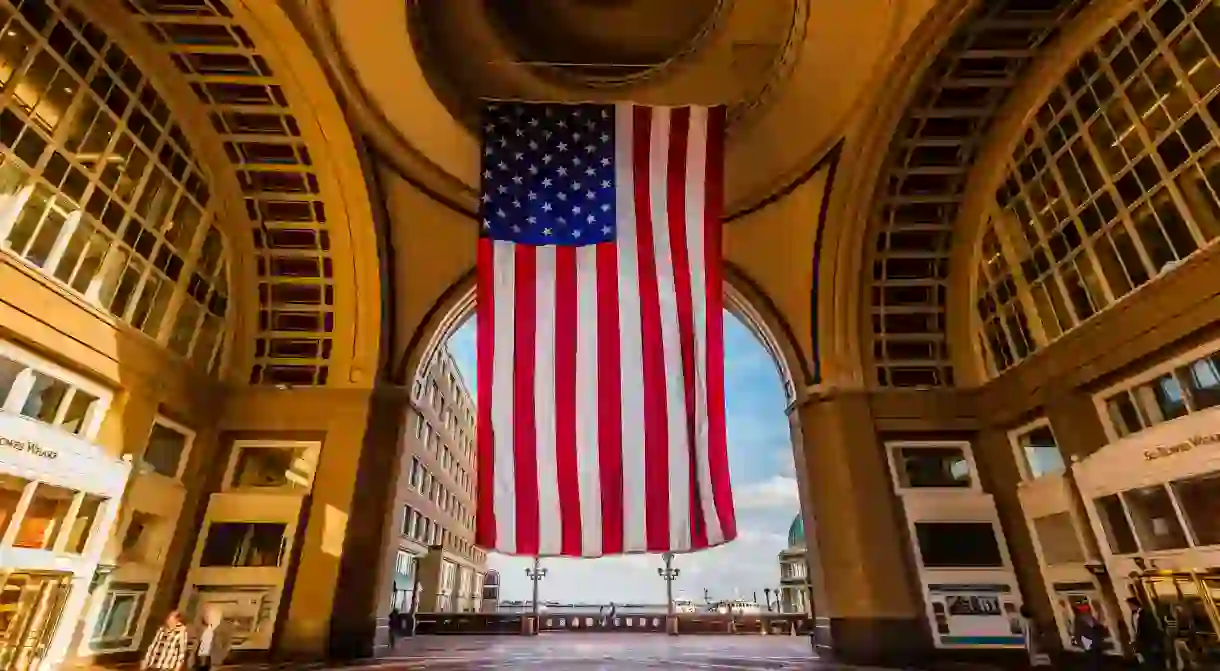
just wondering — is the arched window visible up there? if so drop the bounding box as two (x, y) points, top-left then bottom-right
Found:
(0, 0), (230, 374)
(974, 0), (1220, 377)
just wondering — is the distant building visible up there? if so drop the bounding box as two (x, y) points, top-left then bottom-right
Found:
(778, 514), (811, 614)
(482, 568), (501, 611)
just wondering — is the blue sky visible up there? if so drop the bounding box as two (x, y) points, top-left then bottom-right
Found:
(447, 313), (798, 605)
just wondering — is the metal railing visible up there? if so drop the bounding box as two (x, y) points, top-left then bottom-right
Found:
(407, 612), (813, 636)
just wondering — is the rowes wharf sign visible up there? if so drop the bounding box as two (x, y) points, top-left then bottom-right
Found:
(0, 436), (58, 460)
(1144, 433), (1220, 461)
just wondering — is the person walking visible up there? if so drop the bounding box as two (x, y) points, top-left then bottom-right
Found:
(1129, 597), (1167, 670)
(141, 611), (191, 671)
(193, 605), (233, 670)
(1073, 603), (1108, 671)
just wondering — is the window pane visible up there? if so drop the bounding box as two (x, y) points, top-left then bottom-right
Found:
(58, 388), (96, 435)
(0, 474), (29, 539)
(14, 482), (74, 550)
(20, 370), (68, 424)
(143, 422), (188, 478)
(1034, 512), (1085, 564)
(1172, 472), (1220, 546)
(1095, 494), (1139, 554)
(1123, 485), (1189, 551)
(229, 445), (315, 491)
(199, 522), (286, 567)
(0, 355), (24, 406)
(64, 494), (105, 554)
(1016, 424), (1065, 479)
(1106, 391), (1145, 436)
(1133, 373), (1188, 424)
(1185, 353), (1220, 409)
(914, 522), (1004, 567)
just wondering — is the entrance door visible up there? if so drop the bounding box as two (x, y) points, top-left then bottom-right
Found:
(0, 571), (73, 671)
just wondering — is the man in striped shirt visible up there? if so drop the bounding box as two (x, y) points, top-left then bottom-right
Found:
(141, 610), (191, 671)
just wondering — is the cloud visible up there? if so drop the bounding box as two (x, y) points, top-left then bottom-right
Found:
(734, 475), (800, 510)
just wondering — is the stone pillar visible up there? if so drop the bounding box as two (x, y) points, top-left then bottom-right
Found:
(971, 425), (1056, 638)
(324, 387), (410, 659)
(792, 390), (930, 666)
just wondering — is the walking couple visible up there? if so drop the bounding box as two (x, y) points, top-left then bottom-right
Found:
(140, 606), (234, 671)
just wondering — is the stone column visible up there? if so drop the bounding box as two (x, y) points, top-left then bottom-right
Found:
(971, 425), (1056, 637)
(791, 390), (930, 666)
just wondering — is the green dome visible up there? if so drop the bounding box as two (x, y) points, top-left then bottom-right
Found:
(788, 514), (805, 548)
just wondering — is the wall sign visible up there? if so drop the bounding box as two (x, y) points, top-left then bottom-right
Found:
(0, 436), (58, 460)
(1143, 433), (1220, 461)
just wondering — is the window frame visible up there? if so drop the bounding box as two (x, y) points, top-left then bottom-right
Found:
(1093, 335), (1220, 442)
(0, 338), (111, 440)
(884, 440), (981, 493)
(88, 582), (151, 651)
(221, 439), (320, 494)
(141, 415), (195, 481)
(1007, 417), (1066, 482)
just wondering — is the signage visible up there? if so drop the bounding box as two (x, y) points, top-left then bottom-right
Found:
(1143, 433), (1220, 461)
(0, 436), (58, 460)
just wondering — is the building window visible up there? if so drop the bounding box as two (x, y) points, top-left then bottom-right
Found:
(119, 510), (160, 563)
(91, 582), (149, 650)
(14, 482), (74, 550)
(1099, 339), (1220, 439)
(972, 1), (1220, 376)
(1011, 421), (1065, 480)
(0, 1), (231, 374)
(199, 522), (286, 568)
(888, 442), (973, 490)
(1173, 472), (1220, 547)
(143, 418), (192, 479)
(914, 521), (1004, 568)
(0, 342), (110, 439)
(1123, 485), (1190, 552)
(225, 441), (319, 492)
(1032, 512), (1085, 565)
(1094, 493), (1139, 555)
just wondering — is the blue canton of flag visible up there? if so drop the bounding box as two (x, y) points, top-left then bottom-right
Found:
(480, 103), (616, 246)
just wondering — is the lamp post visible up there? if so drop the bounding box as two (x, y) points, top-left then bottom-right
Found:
(525, 556), (548, 620)
(657, 552), (680, 635)
(764, 588), (773, 612)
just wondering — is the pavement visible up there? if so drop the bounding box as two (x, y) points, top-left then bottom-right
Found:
(204, 634), (968, 670)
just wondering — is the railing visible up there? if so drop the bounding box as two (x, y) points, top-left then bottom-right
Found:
(407, 612), (813, 636)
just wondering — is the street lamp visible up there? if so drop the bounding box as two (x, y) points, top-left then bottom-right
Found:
(525, 556), (548, 619)
(657, 552), (680, 616)
(764, 588), (773, 612)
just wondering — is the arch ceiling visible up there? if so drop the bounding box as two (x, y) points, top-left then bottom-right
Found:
(305, 0), (913, 215)
(866, 0), (1089, 389)
(118, 0), (381, 389)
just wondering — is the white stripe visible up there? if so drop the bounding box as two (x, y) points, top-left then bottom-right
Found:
(685, 107), (723, 545)
(647, 108), (692, 552)
(533, 246), (561, 555)
(490, 240), (518, 554)
(574, 245), (603, 556)
(614, 103), (648, 553)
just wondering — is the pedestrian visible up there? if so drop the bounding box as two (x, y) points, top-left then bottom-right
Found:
(1129, 597), (1167, 670)
(1073, 603), (1108, 671)
(141, 610), (191, 671)
(193, 605), (233, 670)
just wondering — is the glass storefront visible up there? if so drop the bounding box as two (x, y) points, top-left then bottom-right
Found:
(0, 572), (72, 671)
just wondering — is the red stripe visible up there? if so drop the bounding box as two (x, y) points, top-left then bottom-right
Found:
(475, 238), (497, 550)
(512, 245), (540, 555)
(596, 241), (624, 555)
(632, 106), (671, 553)
(553, 245), (582, 556)
(703, 107), (735, 541)
(664, 109), (706, 550)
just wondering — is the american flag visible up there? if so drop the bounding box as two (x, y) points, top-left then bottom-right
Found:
(475, 102), (735, 557)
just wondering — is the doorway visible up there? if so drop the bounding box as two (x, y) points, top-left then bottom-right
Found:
(0, 571), (73, 671)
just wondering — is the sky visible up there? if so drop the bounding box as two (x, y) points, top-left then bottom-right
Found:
(447, 313), (799, 605)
